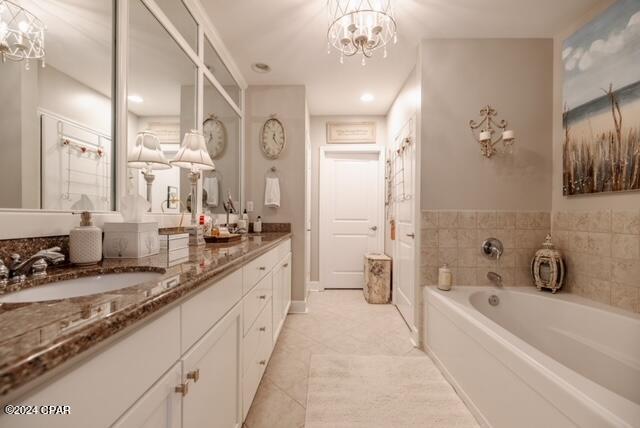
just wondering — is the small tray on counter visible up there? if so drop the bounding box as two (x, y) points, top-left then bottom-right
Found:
(204, 234), (243, 243)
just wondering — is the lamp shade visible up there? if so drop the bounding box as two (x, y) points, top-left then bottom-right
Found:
(171, 130), (215, 171)
(128, 131), (171, 170)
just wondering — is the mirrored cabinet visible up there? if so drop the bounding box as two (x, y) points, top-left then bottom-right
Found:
(0, 0), (244, 218)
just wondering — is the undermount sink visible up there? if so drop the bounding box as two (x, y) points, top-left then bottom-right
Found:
(0, 272), (164, 304)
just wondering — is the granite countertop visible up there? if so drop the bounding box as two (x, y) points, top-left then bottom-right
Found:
(0, 232), (291, 400)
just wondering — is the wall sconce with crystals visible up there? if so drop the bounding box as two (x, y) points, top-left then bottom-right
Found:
(469, 105), (515, 158)
(0, 0), (45, 69)
(326, 0), (397, 66)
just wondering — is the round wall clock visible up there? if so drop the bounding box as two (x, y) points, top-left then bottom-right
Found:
(260, 117), (286, 159)
(203, 114), (227, 159)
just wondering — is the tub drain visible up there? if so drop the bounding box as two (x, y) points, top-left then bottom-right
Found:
(488, 295), (500, 306)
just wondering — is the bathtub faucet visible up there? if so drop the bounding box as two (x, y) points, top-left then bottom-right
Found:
(487, 271), (503, 288)
(482, 238), (504, 261)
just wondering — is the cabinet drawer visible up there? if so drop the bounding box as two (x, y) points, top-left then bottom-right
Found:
(0, 307), (181, 428)
(275, 239), (291, 262)
(242, 307), (274, 419)
(243, 273), (272, 336)
(242, 250), (277, 295)
(181, 269), (243, 353)
(243, 301), (272, 375)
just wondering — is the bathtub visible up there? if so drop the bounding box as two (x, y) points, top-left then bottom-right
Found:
(423, 286), (640, 428)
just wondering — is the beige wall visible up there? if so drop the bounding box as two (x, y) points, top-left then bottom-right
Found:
(420, 39), (554, 211)
(245, 85), (307, 301)
(308, 115), (387, 282)
(552, 0), (639, 211)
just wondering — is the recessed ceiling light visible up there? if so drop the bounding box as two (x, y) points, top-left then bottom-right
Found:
(251, 62), (271, 73)
(360, 93), (374, 102)
(128, 95), (144, 103)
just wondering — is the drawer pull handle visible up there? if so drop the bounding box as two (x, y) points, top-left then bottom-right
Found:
(283, 263), (289, 268)
(175, 382), (189, 396)
(259, 295), (267, 300)
(187, 369), (200, 383)
(259, 360), (266, 366)
(259, 326), (266, 332)
(258, 266), (266, 271)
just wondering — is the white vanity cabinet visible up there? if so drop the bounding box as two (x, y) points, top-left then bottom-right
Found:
(181, 304), (243, 428)
(272, 253), (292, 341)
(111, 363), (183, 428)
(1, 239), (291, 428)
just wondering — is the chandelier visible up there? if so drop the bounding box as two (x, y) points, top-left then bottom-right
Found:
(0, 0), (45, 69)
(327, 0), (397, 65)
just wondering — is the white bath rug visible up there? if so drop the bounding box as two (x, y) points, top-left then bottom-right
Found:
(305, 354), (479, 428)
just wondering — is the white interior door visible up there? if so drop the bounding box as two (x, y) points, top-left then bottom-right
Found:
(320, 148), (383, 289)
(393, 118), (417, 331)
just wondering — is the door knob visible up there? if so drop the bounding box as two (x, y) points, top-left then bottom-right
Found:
(369, 226), (378, 231)
(406, 233), (415, 238)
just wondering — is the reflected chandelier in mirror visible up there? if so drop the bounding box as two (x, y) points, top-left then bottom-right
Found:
(0, 0), (46, 69)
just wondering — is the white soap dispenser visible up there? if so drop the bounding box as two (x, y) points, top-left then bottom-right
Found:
(70, 211), (103, 265)
(253, 216), (262, 233)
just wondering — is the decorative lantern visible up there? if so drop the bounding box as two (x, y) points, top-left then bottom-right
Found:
(531, 234), (565, 293)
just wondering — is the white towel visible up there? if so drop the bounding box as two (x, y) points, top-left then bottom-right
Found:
(265, 177), (280, 208)
(204, 176), (219, 207)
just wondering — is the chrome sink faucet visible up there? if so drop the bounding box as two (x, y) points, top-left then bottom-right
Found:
(223, 189), (237, 229)
(5, 247), (66, 286)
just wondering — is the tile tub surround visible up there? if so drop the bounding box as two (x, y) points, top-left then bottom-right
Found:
(0, 232), (291, 399)
(552, 209), (640, 313)
(420, 210), (551, 288)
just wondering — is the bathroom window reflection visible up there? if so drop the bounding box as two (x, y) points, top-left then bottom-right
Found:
(0, 0), (114, 211)
(128, 0), (197, 213)
(202, 77), (241, 214)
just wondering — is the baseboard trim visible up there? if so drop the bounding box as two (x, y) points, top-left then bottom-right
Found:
(307, 281), (322, 292)
(288, 299), (308, 314)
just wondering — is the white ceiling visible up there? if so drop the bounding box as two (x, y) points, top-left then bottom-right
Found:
(202, 0), (602, 115)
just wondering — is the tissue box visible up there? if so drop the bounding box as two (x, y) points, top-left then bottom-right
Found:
(103, 222), (159, 259)
(159, 233), (190, 252)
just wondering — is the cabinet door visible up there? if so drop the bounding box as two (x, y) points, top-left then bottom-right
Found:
(282, 253), (292, 315)
(271, 263), (284, 342)
(182, 304), (242, 428)
(112, 363), (182, 428)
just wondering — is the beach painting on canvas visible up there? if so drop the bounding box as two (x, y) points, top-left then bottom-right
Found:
(562, 0), (640, 195)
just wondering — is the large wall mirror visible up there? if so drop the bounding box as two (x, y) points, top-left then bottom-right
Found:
(0, 0), (114, 211)
(0, 0), (244, 218)
(202, 77), (241, 214)
(128, 0), (197, 214)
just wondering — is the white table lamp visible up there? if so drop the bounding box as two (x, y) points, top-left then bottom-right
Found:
(171, 130), (215, 228)
(128, 131), (171, 210)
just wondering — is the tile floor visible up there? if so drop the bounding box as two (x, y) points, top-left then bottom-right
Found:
(244, 290), (474, 428)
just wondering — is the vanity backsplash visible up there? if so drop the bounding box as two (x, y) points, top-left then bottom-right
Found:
(0, 236), (70, 267)
(0, 223), (292, 266)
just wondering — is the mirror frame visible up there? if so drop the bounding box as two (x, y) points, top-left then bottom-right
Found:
(0, 0), (246, 238)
